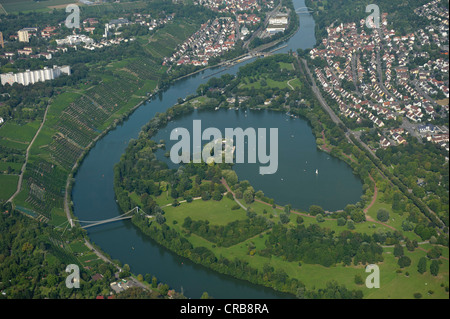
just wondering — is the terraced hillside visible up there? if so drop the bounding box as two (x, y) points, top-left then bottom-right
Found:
(7, 17), (201, 225)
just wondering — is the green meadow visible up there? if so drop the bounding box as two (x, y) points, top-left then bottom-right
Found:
(152, 190), (449, 299)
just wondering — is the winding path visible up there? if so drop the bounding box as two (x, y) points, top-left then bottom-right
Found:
(287, 78), (295, 91)
(364, 174), (378, 219)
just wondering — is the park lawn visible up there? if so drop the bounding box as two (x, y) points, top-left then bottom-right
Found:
(363, 247), (449, 299)
(250, 200), (397, 236)
(235, 235), (449, 299)
(241, 77), (292, 90)
(366, 197), (422, 241)
(297, 213), (397, 236)
(163, 196), (248, 226)
(154, 191), (176, 207)
(279, 62), (294, 71)
(0, 174), (18, 201)
(188, 96), (217, 107)
(0, 121), (40, 143)
(150, 195), (449, 299)
(288, 78), (302, 89)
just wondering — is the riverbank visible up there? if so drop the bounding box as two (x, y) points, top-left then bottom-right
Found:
(111, 93), (365, 297)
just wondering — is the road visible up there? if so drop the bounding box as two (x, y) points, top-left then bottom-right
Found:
(300, 57), (344, 126)
(84, 239), (122, 271)
(412, 79), (438, 106)
(351, 52), (362, 97)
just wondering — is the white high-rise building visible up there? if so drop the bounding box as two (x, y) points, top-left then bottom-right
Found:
(18, 30), (30, 43)
(0, 65), (71, 86)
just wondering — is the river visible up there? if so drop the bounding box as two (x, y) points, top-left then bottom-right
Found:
(71, 0), (355, 299)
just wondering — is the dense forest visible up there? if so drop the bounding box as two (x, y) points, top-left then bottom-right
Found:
(0, 207), (116, 298)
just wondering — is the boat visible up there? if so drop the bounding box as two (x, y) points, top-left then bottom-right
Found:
(315, 169), (319, 175)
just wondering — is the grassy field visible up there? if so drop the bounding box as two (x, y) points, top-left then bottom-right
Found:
(279, 62), (295, 71)
(155, 192), (449, 299)
(239, 74), (302, 91)
(163, 197), (248, 226)
(240, 77), (298, 90)
(0, 0), (77, 13)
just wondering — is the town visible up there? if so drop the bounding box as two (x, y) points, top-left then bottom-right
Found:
(309, 0), (449, 153)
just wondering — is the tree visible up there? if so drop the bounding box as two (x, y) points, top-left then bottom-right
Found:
(398, 256), (411, 268)
(394, 244), (404, 257)
(426, 246), (442, 259)
(212, 189), (223, 201)
(337, 217), (346, 226)
(354, 274), (364, 285)
(376, 208), (390, 222)
(155, 212), (166, 225)
(309, 205), (324, 216)
(417, 257), (427, 274)
(222, 170), (238, 185)
(347, 220), (355, 230)
(280, 213), (290, 224)
(405, 239), (415, 252)
(316, 214), (325, 223)
(351, 210), (366, 223)
(201, 191), (211, 201)
(200, 291), (212, 299)
(243, 188), (255, 204)
(159, 283), (169, 296)
(430, 260), (439, 276)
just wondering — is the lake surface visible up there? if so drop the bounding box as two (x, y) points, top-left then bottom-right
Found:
(71, 0), (359, 299)
(154, 109), (363, 212)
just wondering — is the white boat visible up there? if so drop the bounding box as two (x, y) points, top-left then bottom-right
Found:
(315, 169), (318, 174)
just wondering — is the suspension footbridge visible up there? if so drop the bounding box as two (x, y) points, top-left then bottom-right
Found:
(295, 7), (314, 14)
(58, 206), (151, 230)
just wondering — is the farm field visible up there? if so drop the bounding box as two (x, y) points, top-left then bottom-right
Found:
(0, 174), (18, 201)
(0, 121), (39, 144)
(0, 0), (77, 13)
